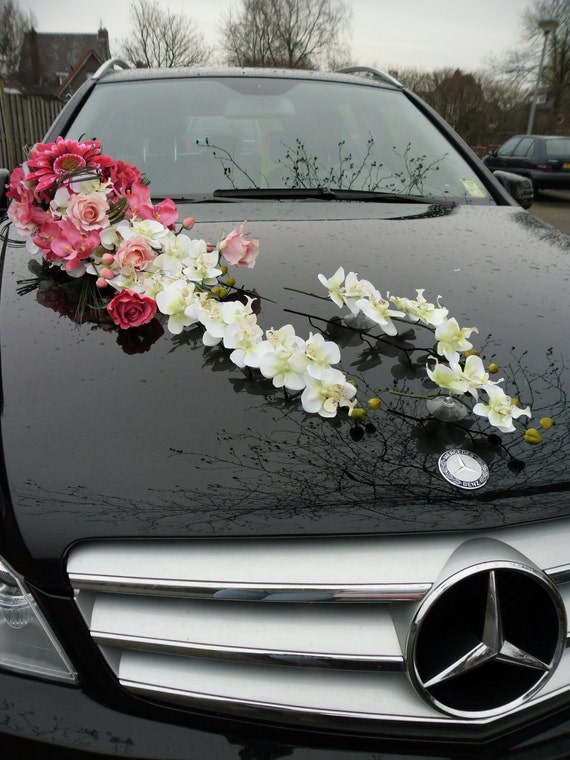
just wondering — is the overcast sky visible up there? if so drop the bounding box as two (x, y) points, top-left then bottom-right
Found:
(24, 0), (531, 72)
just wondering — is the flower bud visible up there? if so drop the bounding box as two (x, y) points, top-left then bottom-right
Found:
(225, 276), (236, 287)
(523, 428), (542, 445)
(211, 285), (228, 299)
(350, 407), (367, 422)
(540, 417), (554, 430)
(95, 277), (108, 289)
(101, 253), (115, 265)
(101, 267), (115, 280)
(488, 362), (499, 374)
(182, 216), (195, 230)
(367, 397), (381, 410)
(219, 265), (228, 276)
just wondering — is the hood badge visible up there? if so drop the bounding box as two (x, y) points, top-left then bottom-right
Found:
(438, 449), (489, 490)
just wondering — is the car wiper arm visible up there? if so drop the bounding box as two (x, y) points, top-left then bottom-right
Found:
(213, 187), (436, 203)
(152, 194), (244, 203)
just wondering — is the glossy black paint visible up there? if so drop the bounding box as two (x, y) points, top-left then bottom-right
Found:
(1, 200), (569, 573)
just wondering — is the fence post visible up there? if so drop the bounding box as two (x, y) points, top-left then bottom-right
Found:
(0, 79), (16, 169)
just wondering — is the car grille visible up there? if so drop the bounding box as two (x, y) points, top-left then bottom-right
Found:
(68, 519), (570, 732)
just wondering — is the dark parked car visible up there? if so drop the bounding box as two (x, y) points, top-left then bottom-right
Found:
(483, 133), (570, 193)
(0, 61), (569, 760)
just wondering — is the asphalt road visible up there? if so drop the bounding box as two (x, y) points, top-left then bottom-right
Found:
(528, 189), (570, 234)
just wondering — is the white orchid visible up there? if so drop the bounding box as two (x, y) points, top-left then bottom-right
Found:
(342, 271), (379, 314)
(155, 279), (199, 334)
(301, 365), (357, 418)
(305, 332), (341, 368)
(318, 266), (346, 308)
(473, 385), (531, 433)
(391, 289), (448, 327)
(435, 317), (478, 363)
(182, 241), (223, 285)
(355, 294), (405, 336)
(222, 314), (268, 368)
(259, 326), (309, 390)
(426, 362), (470, 395)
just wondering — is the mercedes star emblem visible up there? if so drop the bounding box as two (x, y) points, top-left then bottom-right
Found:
(407, 563), (566, 717)
(438, 449), (489, 489)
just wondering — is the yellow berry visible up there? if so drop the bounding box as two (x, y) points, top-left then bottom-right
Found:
(368, 397), (381, 410)
(219, 265), (228, 276)
(225, 276), (236, 287)
(350, 407), (367, 422)
(488, 363), (499, 374)
(524, 428), (542, 445)
(211, 286), (228, 299)
(540, 417), (554, 430)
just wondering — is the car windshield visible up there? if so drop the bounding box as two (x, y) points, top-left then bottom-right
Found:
(64, 74), (489, 203)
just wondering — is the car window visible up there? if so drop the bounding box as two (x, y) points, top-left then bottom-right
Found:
(496, 137), (521, 156)
(512, 137), (535, 157)
(545, 138), (570, 156)
(63, 76), (489, 203)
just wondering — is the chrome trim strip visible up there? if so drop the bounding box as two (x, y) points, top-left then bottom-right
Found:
(120, 678), (438, 723)
(70, 574), (431, 603)
(120, 676), (570, 728)
(546, 566), (570, 585)
(95, 631), (405, 671)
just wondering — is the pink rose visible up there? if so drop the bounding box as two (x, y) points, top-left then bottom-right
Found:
(220, 222), (259, 268)
(66, 192), (109, 231)
(115, 235), (156, 272)
(107, 289), (157, 329)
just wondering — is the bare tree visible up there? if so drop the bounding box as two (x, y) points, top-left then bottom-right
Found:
(393, 67), (525, 146)
(0, 0), (35, 79)
(491, 0), (570, 132)
(221, 0), (351, 70)
(121, 0), (211, 68)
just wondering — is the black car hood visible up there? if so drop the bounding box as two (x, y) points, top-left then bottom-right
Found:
(1, 201), (570, 562)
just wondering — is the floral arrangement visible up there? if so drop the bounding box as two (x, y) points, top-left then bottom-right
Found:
(4, 137), (549, 443)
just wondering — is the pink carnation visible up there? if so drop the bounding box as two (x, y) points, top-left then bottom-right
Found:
(220, 222), (259, 268)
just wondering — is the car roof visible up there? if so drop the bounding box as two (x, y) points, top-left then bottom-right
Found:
(90, 61), (403, 91)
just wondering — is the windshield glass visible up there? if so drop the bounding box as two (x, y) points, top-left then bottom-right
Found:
(64, 75), (489, 203)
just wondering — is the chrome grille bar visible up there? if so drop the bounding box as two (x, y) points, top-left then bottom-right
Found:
(69, 573), (431, 603)
(93, 630), (405, 671)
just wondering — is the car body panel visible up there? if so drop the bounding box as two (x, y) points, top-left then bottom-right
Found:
(1, 202), (569, 569)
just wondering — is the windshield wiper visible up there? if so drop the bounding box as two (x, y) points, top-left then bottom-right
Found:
(152, 194), (244, 203)
(213, 187), (439, 203)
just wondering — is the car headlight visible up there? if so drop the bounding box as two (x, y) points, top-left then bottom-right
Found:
(0, 557), (77, 682)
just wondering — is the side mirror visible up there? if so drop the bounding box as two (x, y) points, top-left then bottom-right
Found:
(492, 170), (534, 210)
(0, 168), (10, 214)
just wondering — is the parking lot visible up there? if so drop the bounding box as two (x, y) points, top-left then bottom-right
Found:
(529, 190), (570, 234)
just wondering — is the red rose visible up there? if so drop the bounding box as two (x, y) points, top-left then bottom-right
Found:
(107, 289), (157, 329)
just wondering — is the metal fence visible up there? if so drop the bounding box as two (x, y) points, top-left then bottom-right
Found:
(0, 84), (63, 170)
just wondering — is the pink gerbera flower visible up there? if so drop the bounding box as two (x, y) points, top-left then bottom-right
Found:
(26, 137), (107, 196)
